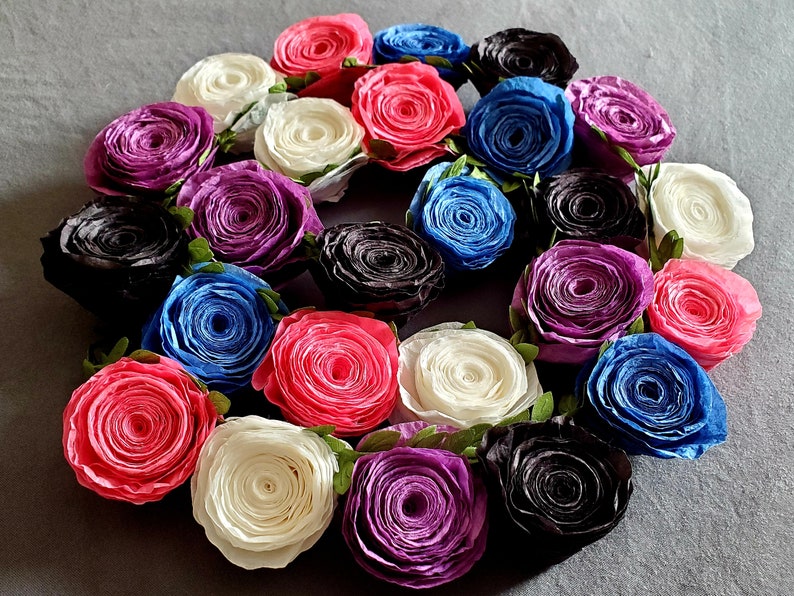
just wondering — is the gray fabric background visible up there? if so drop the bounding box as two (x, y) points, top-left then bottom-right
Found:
(1, 0), (792, 594)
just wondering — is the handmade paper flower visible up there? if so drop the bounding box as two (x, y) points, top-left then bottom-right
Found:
(565, 76), (676, 182)
(84, 102), (216, 196)
(467, 28), (579, 93)
(511, 240), (654, 364)
(644, 163), (754, 270)
(342, 447), (488, 589)
(463, 76), (574, 178)
(312, 221), (445, 322)
(191, 416), (338, 569)
(252, 310), (399, 437)
(141, 264), (288, 394)
(351, 61), (465, 171)
(408, 161), (516, 271)
(372, 23), (470, 88)
(392, 322), (543, 428)
(531, 167), (646, 250)
(478, 418), (632, 562)
(648, 258), (762, 370)
(271, 13), (373, 78)
(40, 195), (188, 323)
(296, 65), (371, 107)
(63, 356), (218, 504)
(176, 160), (323, 277)
(579, 333), (728, 459)
(172, 53), (281, 133)
(253, 97), (367, 203)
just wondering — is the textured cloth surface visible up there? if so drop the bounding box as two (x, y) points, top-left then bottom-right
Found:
(1, 1), (792, 594)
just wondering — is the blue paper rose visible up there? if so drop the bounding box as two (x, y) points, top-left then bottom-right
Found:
(408, 161), (516, 271)
(373, 23), (469, 88)
(463, 76), (574, 178)
(578, 333), (727, 459)
(141, 263), (287, 394)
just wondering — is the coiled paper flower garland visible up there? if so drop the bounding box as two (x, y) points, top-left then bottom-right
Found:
(43, 12), (762, 591)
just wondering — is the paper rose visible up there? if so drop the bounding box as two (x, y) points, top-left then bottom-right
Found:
(463, 76), (574, 178)
(176, 160), (323, 278)
(578, 333), (728, 459)
(467, 28), (579, 93)
(63, 356), (218, 504)
(478, 418), (632, 563)
(648, 258), (762, 370)
(565, 76), (676, 182)
(296, 64), (371, 108)
(342, 447), (488, 589)
(644, 162), (754, 270)
(271, 13), (373, 78)
(372, 23), (470, 88)
(253, 97), (367, 203)
(84, 102), (216, 196)
(141, 264), (288, 394)
(531, 167), (646, 250)
(40, 195), (188, 324)
(311, 221), (444, 323)
(191, 416), (338, 569)
(510, 239), (654, 364)
(252, 309), (399, 437)
(172, 53), (281, 133)
(392, 322), (544, 428)
(408, 161), (516, 271)
(351, 61), (465, 171)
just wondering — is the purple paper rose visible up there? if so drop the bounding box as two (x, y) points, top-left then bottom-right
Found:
(176, 160), (323, 278)
(342, 447), (488, 589)
(510, 239), (654, 364)
(85, 102), (217, 196)
(565, 76), (676, 182)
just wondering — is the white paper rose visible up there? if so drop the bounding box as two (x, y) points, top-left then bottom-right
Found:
(391, 322), (543, 428)
(253, 97), (367, 203)
(646, 163), (754, 270)
(191, 416), (338, 570)
(172, 53), (281, 133)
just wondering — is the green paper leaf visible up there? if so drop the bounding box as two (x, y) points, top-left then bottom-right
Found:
(334, 458), (355, 495)
(531, 391), (554, 422)
(307, 425), (336, 437)
(461, 445), (478, 462)
(106, 337), (129, 363)
(461, 320), (477, 329)
(444, 424), (492, 455)
(298, 170), (326, 185)
(514, 342), (539, 364)
(128, 349), (160, 364)
(284, 76), (306, 90)
(168, 206), (194, 230)
(304, 71), (321, 86)
(399, 55), (420, 63)
(208, 390), (230, 416)
(626, 315), (645, 335)
(323, 434), (350, 454)
(496, 409), (531, 426)
(424, 55), (454, 69)
(502, 179), (521, 194)
(197, 147), (211, 167)
(215, 129), (236, 153)
(268, 81), (288, 94)
(509, 329), (527, 346)
(164, 179), (184, 197)
(357, 430), (402, 453)
(439, 154), (467, 181)
(407, 425), (438, 447)
(197, 262), (224, 274)
(405, 209), (414, 229)
(369, 139), (398, 160)
(597, 340), (613, 360)
(256, 289), (281, 314)
(413, 432), (449, 449)
(82, 359), (97, 378)
(188, 237), (213, 263)
(443, 135), (465, 155)
(468, 166), (492, 182)
(508, 306), (524, 333)
(342, 56), (358, 67)
(533, 172), (542, 188)
(557, 393), (581, 417)
(388, 320), (399, 339)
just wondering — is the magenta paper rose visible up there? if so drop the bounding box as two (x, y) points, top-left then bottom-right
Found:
(351, 61), (465, 171)
(63, 356), (219, 504)
(648, 258), (762, 370)
(85, 101), (217, 196)
(342, 447), (488, 589)
(565, 76), (676, 181)
(176, 160), (322, 278)
(511, 239), (654, 364)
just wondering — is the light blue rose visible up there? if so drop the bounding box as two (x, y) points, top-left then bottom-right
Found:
(408, 161), (516, 271)
(578, 332), (727, 459)
(141, 263), (287, 394)
(463, 76), (574, 177)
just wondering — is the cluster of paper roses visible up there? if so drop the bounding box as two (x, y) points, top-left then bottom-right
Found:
(44, 13), (762, 590)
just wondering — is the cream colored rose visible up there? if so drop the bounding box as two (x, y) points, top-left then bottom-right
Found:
(191, 416), (338, 570)
(646, 163), (754, 270)
(254, 97), (367, 203)
(172, 53), (281, 133)
(391, 322), (543, 428)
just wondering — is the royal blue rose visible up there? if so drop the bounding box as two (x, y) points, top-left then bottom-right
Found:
(408, 161), (516, 271)
(141, 263), (287, 394)
(463, 76), (574, 178)
(577, 333), (727, 459)
(373, 23), (469, 88)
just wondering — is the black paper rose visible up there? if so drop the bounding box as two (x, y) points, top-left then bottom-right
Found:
(311, 221), (444, 324)
(529, 167), (646, 250)
(41, 195), (188, 324)
(477, 417), (633, 564)
(467, 28), (579, 94)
